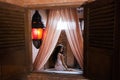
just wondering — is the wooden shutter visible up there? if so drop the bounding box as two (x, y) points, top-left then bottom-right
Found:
(0, 3), (25, 50)
(83, 0), (119, 80)
(0, 2), (29, 80)
(88, 3), (114, 49)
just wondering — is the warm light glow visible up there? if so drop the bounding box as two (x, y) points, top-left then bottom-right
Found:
(37, 28), (43, 39)
(32, 28), (43, 39)
(57, 18), (75, 30)
(32, 28), (38, 39)
(57, 18), (67, 30)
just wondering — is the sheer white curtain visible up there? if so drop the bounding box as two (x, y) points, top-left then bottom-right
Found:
(33, 9), (62, 70)
(33, 8), (83, 70)
(60, 8), (83, 69)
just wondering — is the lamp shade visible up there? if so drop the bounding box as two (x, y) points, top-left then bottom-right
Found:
(32, 10), (45, 49)
(32, 28), (43, 40)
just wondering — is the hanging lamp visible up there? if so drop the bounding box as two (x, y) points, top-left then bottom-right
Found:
(32, 10), (45, 49)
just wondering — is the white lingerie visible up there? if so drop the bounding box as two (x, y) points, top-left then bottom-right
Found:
(55, 53), (66, 71)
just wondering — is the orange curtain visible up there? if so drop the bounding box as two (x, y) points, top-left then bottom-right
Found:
(61, 8), (83, 69)
(33, 8), (83, 70)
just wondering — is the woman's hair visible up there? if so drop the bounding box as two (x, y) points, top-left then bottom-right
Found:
(52, 44), (64, 64)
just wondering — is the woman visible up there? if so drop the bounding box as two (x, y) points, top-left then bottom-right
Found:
(52, 44), (68, 71)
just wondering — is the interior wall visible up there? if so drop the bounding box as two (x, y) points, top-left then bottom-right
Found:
(31, 10), (47, 63)
(66, 40), (75, 67)
(57, 30), (75, 68)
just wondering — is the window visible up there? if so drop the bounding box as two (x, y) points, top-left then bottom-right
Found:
(31, 8), (84, 74)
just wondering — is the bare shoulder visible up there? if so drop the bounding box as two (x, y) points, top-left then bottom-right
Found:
(58, 53), (62, 56)
(58, 53), (64, 57)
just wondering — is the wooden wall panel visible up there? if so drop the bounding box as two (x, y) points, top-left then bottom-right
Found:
(24, 0), (92, 9)
(118, 1), (120, 79)
(115, 0), (120, 79)
(0, 0), (24, 6)
(88, 3), (114, 49)
(0, 2), (28, 80)
(0, 2), (25, 53)
(27, 72), (87, 80)
(0, 65), (1, 80)
(24, 0), (87, 5)
(84, 0), (116, 80)
(0, 0), (94, 8)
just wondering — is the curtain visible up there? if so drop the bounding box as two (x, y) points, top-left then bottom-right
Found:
(33, 9), (62, 70)
(61, 8), (83, 69)
(33, 8), (83, 70)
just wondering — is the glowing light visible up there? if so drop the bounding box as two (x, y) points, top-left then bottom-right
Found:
(57, 19), (67, 30)
(32, 28), (43, 39)
(57, 18), (75, 30)
(37, 28), (43, 39)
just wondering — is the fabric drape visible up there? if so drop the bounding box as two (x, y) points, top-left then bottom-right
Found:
(33, 9), (62, 70)
(33, 8), (83, 70)
(61, 8), (83, 69)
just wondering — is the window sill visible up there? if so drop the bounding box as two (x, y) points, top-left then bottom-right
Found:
(32, 68), (83, 75)
(28, 69), (86, 80)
